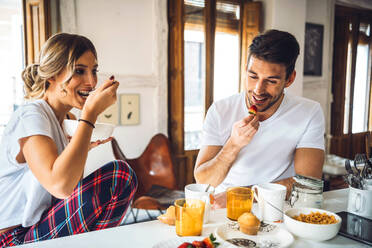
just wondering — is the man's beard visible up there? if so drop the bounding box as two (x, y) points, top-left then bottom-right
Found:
(248, 89), (284, 113)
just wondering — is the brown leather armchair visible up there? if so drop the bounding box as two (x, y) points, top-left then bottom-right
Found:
(111, 133), (184, 222)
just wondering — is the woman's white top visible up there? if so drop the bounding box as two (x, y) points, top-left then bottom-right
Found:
(0, 99), (68, 229)
(201, 92), (325, 193)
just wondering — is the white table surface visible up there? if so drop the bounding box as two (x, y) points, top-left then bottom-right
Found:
(323, 154), (348, 175)
(18, 188), (371, 248)
(322, 154), (367, 176)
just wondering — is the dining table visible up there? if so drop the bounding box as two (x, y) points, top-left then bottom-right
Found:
(18, 188), (371, 248)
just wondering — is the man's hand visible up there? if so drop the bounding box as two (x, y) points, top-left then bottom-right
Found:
(274, 178), (295, 200)
(212, 191), (227, 209)
(194, 115), (259, 187)
(230, 115), (260, 149)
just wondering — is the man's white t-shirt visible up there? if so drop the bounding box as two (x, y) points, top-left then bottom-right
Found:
(201, 92), (325, 193)
(0, 99), (68, 229)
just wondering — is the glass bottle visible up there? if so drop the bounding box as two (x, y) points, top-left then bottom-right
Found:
(290, 174), (324, 208)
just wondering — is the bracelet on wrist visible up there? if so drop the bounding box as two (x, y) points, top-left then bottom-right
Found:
(78, 118), (95, 128)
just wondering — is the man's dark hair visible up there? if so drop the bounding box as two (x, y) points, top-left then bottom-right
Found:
(248, 29), (300, 79)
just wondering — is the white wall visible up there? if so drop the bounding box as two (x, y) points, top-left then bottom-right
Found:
(303, 0), (335, 141)
(75, 0), (154, 76)
(258, 0), (307, 96)
(59, 0), (168, 174)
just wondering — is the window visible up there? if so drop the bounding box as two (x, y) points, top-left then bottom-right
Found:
(0, 0), (25, 135)
(352, 22), (370, 133)
(214, 2), (240, 102)
(184, 0), (206, 150)
(168, 0), (261, 187)
(330, 5), (372, 158)
(0, 0), (51, 137)
(182, 0), (259, 150)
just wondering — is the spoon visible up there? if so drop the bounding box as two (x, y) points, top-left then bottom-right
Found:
(345, 159), (354, 176)
(261, 197), (286, 216)
(205, 184), (211, 192)
(354, 154), (365, 177)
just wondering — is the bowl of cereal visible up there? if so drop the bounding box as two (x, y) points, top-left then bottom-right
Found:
(63, 119), (115, 142)
(284, 207), (341, 241)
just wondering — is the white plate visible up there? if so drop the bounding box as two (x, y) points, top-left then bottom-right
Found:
(215, 223), (294, 248)
(152, 236), (204, 248)
(153, 235), (233, 248)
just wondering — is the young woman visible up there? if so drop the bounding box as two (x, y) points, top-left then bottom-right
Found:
(0, 33), (137, 247)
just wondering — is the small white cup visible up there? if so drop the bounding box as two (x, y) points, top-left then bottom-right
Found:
(252, 183), (286, 222)
(184, 184), (215, 223)
(348, 186), (372, 220)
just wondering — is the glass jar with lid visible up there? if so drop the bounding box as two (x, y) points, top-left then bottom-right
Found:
(289, 174), (324, 208)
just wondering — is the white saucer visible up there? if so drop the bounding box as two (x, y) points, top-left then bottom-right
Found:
(152, 235), (233, 248)
(215, 223), (294, 248)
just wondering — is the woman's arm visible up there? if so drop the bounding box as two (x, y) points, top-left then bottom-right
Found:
(20, 121), (94, 199)
(21, 80), (119, 199)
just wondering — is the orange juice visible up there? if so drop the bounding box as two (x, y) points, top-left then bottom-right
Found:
(175, 198), (205, 236)
(227, 187), (253, 221)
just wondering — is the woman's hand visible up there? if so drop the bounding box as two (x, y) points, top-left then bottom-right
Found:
(89, 137), (113, 150)
(66, 135), (113, 151)
(82, 77), (119, 119)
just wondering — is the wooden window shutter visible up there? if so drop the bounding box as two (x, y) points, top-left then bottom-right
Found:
(240, 1), (262, 91)
(23, 0), (51, 65)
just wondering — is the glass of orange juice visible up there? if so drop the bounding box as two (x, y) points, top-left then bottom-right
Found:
(175, 198), (205, 236)
(226, 186), (253, 221)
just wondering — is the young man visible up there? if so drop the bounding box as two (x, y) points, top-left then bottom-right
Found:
(194, 29), (325, 207)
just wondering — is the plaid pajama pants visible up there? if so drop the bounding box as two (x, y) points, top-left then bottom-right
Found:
(0, 160), (137, 247)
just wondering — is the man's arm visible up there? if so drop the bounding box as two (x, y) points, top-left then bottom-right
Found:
(293, 147), (324, 178)
(275, 147), (324, 198)
(194, 115), (259, 187)
(213, 147), (324, 208)
(194, 141), (238, 187)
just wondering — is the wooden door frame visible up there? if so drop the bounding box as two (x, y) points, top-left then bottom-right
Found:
(205, 0), (216, 113)
(168, 0), (186, 188)
(168, 0), (260, 188)
(168, 0), (218, 188)
(240, 1), (261, 91)
(23, 0), (51, 65)
(330, 5), (372, 158)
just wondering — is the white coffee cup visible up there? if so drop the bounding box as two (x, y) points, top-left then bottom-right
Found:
(184, 184), (215, 223)
(252, 183), (286, 222)
(347, 186), (372, 220)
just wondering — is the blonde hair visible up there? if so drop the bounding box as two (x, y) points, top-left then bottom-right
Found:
(22, 33), (97, 99)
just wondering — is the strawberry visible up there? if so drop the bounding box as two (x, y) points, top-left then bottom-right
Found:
(248, 105), (257, 115)
(177, 242), (195, 248)
(192, 240), (206, 248)
(202, 234), (220, 248)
